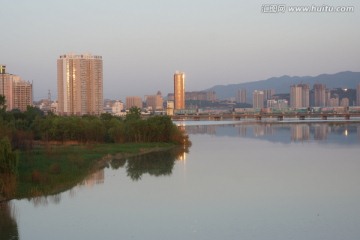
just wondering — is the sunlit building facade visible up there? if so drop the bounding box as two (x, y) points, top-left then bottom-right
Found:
(0, 65), (33, 112)
(57, 53), (103, 115)
(174, 71), (185, 110)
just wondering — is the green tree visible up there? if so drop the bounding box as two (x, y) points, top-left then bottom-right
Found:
(0, 137), (18, 175)
(126, 107), (141, 121)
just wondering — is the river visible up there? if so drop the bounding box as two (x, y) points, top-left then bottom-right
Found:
(2, 122), (360, 240)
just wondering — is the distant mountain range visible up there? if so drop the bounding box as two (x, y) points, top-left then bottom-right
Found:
(205, 71), (360, 100)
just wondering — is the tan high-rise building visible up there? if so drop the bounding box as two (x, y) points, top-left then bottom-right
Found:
(0, 65), (33, 112)
(57, 54), (103, 115)
(313, 84), (326, 107)
(174, 71), (185, 110)
(236, 89), (247, 103)
(290, 84), (309, 108)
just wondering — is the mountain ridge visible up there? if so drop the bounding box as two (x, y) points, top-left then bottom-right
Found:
(205, 71), (360, 100)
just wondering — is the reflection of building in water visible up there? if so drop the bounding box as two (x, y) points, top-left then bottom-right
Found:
(358, 126), (360, 140)
(314, 124), (329, 140)
(82, 169), (105, 187)
(238, 125), (247, 137)
(291, 124), (310, 141)
(252, 124), (275, 137)
(185, 125), (216, 135)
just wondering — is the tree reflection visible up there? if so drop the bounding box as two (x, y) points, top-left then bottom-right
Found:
(0, 174), (17, 201)
(0, 202), (19, 240)
(111, 146), (189, 181)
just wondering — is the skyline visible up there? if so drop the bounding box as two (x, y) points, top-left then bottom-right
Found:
(1, 0), (360, 100)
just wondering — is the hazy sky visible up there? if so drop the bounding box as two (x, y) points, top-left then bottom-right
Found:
(1, 0), (359, 100)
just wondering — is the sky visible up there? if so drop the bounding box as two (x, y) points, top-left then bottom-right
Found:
(1, 0), (360, 100)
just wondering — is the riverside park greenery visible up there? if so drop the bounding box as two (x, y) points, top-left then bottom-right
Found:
(0, 105), (190, 201)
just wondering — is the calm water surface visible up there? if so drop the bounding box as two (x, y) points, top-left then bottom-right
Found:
(3, 122), (360, 240)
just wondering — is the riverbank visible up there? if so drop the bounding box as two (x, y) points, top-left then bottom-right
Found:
(2, 142), (178, 201)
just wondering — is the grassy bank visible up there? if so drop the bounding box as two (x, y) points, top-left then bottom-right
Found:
(14, 142), (176, 200)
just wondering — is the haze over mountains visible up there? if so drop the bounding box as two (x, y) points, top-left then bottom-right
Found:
(205, 71), (360, 100)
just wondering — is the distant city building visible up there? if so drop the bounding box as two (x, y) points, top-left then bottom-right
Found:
(167, 93), (174, 101)
(325, 89), (331, 106)
(313, 84), (327, 107)
(0, 65), (33, 112)
(290, 84), (309, 108)
(357, 84), (360, 106)
(146, 91), (163, 111)
(126, 96), (142, 109)
(57, 53), (103, 115)
(174, 71), (185, 110)
(252, 90), (264, 109)
(185, 91), (216, 101)
(236, 89), (247, 103)
(51, 101), (58, 114)
(267, 99), (288, 109)
(328, 97), (339, 107)
(166, 100), (174, 116)
(263, 89), (275, 101)
(340, 97), (349, 107)
(111, 100), (124, 116)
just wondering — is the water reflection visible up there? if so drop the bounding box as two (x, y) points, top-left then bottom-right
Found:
(0, 202), (19, 240)
(111, 146), (188, 181)
(291, 124), (310, 141)
(186, 122), (360, 144)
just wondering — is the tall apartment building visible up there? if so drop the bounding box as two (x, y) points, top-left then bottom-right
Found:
(0, 65), (33, 112)
(126, 96), (143, 109)
(290, 84), (309, 108)
(357, 83), (360, 106)
(263, 89), (275, 101)
(174, 71), (185, 110)
(236, 89), (247, 103)
(57, 54), (103, 115)
(313, 84), (326, 107)
(252, 90), (264, 109)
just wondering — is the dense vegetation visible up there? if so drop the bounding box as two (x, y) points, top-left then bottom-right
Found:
(0, 106), (189, 150)
(0, 103), (190, 200)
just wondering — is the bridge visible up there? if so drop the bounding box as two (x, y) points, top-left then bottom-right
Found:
(171, 112), (360, 121)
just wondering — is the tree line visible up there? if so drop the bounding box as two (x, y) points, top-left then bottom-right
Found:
(0, 106), (189, 151)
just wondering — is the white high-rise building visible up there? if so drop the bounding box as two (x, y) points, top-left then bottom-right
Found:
(252, 90), (264, 109)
